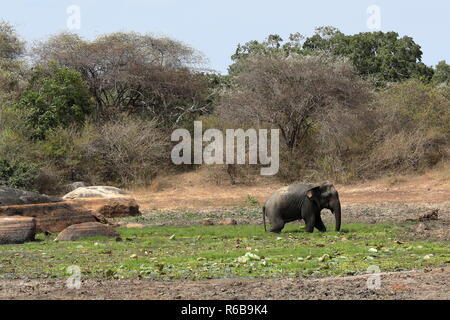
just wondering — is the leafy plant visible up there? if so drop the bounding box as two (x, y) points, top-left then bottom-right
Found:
(0, 158), (39, 191)
(17, 63), (92, 140)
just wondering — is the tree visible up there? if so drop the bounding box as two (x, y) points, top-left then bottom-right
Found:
(303, 28), (434, 83)
(230, 33), (304, 74)
(0, 21), (27, 94)
(231, 27), (434, 84)
(17, 63), (93, 140)
(32, 32), (212, 125)
(220, 53), (371, 152)
(432, 60), (450, 85)
(0, 20), (24, 60)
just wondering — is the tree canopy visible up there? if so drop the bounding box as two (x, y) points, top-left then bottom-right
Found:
(32, 32), (212, 124)
(17, 63), (93, 140)
(231, 27), (434, 84)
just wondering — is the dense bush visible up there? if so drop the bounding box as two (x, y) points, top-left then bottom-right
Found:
(78, 116), (170, 186)
(17, 63), (92, 140)
(364, 80), (450, 173)
(0, 158), (39, 191)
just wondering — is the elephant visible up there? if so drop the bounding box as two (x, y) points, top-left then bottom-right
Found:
(262, 182), (341, 233)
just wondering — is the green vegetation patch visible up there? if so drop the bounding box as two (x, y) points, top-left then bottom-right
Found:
(0, 222), (448, 280)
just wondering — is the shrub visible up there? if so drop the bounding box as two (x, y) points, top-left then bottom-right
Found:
(79, 115), (170, 186)
(17, 63), (92, 140)
(361, 80), (450, 175)
(0, 158), (39, 191)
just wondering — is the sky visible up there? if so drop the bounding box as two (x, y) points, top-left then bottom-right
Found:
(1, 0), (449, 74)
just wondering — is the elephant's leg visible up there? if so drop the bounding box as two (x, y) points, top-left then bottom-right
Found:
(315, 215), (326, 232)
(269, 216), (285, 233)
(304, 214), (316, 233)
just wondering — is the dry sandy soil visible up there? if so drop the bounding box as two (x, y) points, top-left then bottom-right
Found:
(131, 165), (450, 210)
(1, 165), (449, 300)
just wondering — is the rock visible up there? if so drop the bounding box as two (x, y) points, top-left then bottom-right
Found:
(56, 222), (119, 241)
(97, 198), (141, 218)
(62, 186), (129, 200)
(0, 186), (60, 206)
(201, 219), (214, 226)
(0, 202), (97, 233)
(219, 218), (237, 226)
(91, 212), (109, 224)
(65, 181), (90, 192)
(0, 216), (36, 244)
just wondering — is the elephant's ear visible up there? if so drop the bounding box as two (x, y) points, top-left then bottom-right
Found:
(306, 186), (321, 199)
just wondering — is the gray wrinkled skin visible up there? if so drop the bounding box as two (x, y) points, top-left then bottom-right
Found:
(263, 183), (341, 233)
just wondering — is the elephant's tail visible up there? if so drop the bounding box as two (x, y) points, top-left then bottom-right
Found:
(262, 205), (267, 232)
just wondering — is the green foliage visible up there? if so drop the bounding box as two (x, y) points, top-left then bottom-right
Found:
(231, 27), (434, 84)
(0, 221), (447, 280)
(17, 63), (92, 140)
(304, 28), (434, 83)
(0, 158), (39, 191)
(230, 33), (304, 74)
(244, 195), (260, 207)
(0, 20), (25, 60)
(432, 60), (450, 85)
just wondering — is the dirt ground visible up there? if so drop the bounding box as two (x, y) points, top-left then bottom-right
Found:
(0, 267), (448, 300)
(130, 165), (450, 210)
(1, 166), (449, 300)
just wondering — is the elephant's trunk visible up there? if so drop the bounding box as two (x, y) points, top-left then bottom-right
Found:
(332, 202), (341, 231)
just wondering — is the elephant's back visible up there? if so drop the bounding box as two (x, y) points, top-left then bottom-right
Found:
(265, 185), (299, 210)
(287, 183), (314, 195)
(265, 184), (312, 207)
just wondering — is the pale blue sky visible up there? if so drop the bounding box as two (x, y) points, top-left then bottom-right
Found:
(1, 0), (449, 73)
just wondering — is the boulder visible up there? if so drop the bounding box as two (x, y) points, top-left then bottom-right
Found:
(219, 218), (238, 226)
(97, 198), (141, 218)
(56, 222), (119, 241)
(63, 186), (129, 200)
(91, 212), (109, 224)
(0, 186), (60, 206)
(0, 202), (97, 233)
(0, 216), (36, 244)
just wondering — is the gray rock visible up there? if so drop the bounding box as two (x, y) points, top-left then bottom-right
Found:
(97, 198), (141, 218)
(65, 181), (90, 192)
(56, 222), (119, 241)
(62, 186), (129, 200)
(0, 185), (60, 206)
(0, 216), (36, 244)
